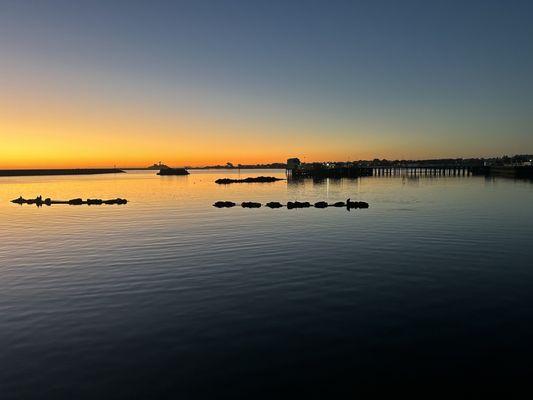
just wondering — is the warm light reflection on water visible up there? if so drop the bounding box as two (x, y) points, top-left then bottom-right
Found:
(1, 170), (533, 398)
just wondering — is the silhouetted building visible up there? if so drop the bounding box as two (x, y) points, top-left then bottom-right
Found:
(287, 158), (301, 170)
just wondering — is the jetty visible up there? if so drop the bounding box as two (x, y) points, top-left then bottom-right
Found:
(0, 169), (125, 177)
(11, 196), (128, 207)
(215, 176), (283, 184)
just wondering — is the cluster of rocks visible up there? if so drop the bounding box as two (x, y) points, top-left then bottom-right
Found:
(215, 176), (284, 184)
(11, 196), (128, 207)
(213, 199), (369, 209)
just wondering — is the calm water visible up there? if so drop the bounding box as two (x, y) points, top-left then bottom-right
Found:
(1, 170), (532, 397)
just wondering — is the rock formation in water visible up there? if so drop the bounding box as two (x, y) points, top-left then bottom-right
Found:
(213, 201), (236, 208)
(215, 176), (284, 184)
(287, 201), (311, 209)
(241, 202), (262, 208)
(266, 202), (283, 208)
(157, 168), (189, 176)
(11, 196), (128, 206)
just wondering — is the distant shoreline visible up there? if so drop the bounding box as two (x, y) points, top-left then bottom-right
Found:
(121, 166), (285, 170)
(0, 169), (125, 177)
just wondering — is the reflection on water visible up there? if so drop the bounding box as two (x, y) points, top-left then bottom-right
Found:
(1, 170), (533, 398)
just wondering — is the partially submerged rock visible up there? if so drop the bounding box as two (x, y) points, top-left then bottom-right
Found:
(157, 168), (189, 176)
(213, 201), (236, 208)
(347, 199), (370, 209)
(69, 198), (84, 205)
(11, 196), (127, 206)
(211, 199), (369, 210)
(287, 201), (311, 209)
(266, 202), (283, 208)
(241, 201), (261, 208)
(87, 199), (103, 205)
(216, 176), (284, 184)
(106, 198), (128, 205)
(11, 196), (25, 205)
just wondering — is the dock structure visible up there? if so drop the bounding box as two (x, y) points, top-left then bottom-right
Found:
(286, 159), (373, 179)
(372, 165), (474, 177)
(288, 166), (374, 179)
(285, 157), (533, 180)
(284, 157), (496, 179)
(286, 163), (470, 179)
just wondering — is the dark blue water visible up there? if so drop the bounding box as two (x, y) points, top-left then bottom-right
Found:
(1, 171), (532, 397)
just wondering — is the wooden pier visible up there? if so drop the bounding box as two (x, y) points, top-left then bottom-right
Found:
(371, 165), (473, 176)
(286, 165), (473, 178)
(285, 158), (532, 179)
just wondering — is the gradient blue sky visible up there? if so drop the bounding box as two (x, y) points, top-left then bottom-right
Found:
(1, 0), (532, 166)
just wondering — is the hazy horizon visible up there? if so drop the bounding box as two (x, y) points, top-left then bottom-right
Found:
(1, 151), (532, 170)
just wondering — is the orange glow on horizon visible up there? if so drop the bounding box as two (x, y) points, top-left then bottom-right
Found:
(1, 85), (508, 169)
(0, 91), (401, 168)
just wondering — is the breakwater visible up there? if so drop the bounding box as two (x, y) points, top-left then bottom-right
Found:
(0, 169), (125, 177)
(213, 200), (369, 210)
(11, 196), (128, 207)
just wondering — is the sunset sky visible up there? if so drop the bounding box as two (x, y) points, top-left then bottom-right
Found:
(1, 0), (532, 168)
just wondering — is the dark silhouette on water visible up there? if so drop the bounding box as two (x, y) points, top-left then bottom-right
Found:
(157, 168), (189, 176)
(266, 202), (283, 208)
(87, 199), (104, 205)
(287, 201), (312, 209)
(212, 200), (370, 210)
(241, 202), (262, 208)
(215, 176), (284, 184)
(347, 198), (370, 211)
(0, 169), (124, 177)
(213, 201), (236, 208)
(11, 196), (128, 206)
